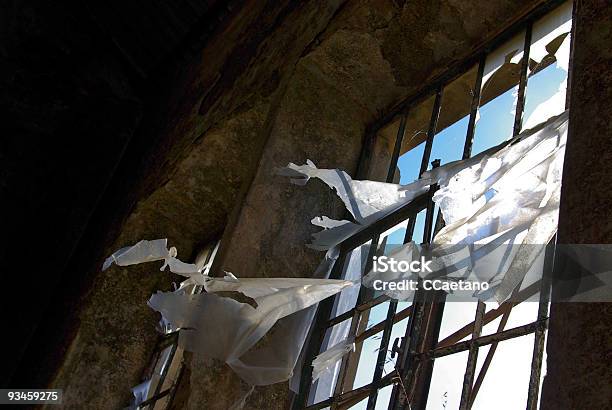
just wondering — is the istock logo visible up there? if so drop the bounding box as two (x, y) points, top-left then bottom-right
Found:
(372, 256), (433, 273)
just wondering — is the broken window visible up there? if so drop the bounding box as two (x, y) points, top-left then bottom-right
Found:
(295, 2), (573, 409)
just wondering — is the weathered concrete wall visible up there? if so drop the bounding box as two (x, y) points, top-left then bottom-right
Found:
(49, 1), (348, 408)
(52, 102), (271, 408)
(541, 1), (612, 409)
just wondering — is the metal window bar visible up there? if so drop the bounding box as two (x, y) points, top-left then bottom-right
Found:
(294, 252), (349, 408)
(364, 98), (443, 405)
(390, 36), (476, 410)
(366, 187), (438, 409)
(463, 54), (486, 160)
(326, 239), (380, 400)
(418, 87), (443, 178)
(306, 371), (399, 410)
(293, 193), (431, 408)
(526, 237), (555, 409)
(137, 364), (186, 409)
(458, 301), (485, 410)
(389, 194), (439, 408)
(513, 21), (534, 137)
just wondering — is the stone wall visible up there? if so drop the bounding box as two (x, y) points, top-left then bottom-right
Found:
(541, 1), (612, 409)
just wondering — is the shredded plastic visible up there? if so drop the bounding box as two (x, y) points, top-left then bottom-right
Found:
(312, 336), (355, 382)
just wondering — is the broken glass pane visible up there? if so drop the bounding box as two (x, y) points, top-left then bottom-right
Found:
(397, 94), (436, 184)
(412, 208), (428, 244)
(367, 114), (404, 182)
(428, 64), (479, 168)
(522, 1), (572, 131)
(349, 330), (384, 390)
(472, 30), (526, 155)
(382, 303), (411, 375)
(309, 318), (353, 404)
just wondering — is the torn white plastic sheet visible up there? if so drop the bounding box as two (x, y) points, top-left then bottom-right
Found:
(148, 275), (354, 385)
(103, 238), (203, 281)
(278, 161), (430, 252)
(309, 217), (361, 251)
(278, 160), (429, 224)
(307, 245), (366, 400)
(102, 237), (354, 386)
(313, 246), (340, 278)
(235, 306), (318, 386)
(362, 112), (568, 303)
(103, 239), (170, 271)
(428, 114), (566, 232)
(312, 336), (355, 382)
(279, 136), (542, 255)
(431, 113), (566, 239)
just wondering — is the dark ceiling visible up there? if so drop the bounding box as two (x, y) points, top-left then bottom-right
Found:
(0, 0), (236, 388)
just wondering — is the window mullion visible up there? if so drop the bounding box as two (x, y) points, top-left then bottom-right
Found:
(332, 302), (363, 399)
(419, 86), (443, 177)
(387, 113), (409, 183)
(512, 21), (533, 136)
(293, 252), (349, 409)
(365, 299), (399, 409)
(462, 54), (486, 160)
(333, 235), (381, 397)
(526, 236), (555, 409)
(458, 300), (486, 410)
(391, 181), (443, 410)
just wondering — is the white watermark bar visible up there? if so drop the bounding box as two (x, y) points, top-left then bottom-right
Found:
(372, 279), (489, 292)
(0, 389), (62, 404)
(361, 243), (612, 302)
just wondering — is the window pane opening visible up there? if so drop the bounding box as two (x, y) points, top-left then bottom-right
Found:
(472, 30), (526, 155)
(522, 1), (573, 130)
(428, 64), (479, 169)
(396, 95), (436, 184)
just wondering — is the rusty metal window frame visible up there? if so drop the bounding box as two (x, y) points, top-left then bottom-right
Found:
(293, 1), (573, 409)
